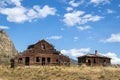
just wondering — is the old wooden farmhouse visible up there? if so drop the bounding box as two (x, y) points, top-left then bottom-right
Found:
(15, 39), (70, 66)
(78, 50), (111, 66)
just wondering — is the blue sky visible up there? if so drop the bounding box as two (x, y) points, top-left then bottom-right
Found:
(0, 0), (120, 64)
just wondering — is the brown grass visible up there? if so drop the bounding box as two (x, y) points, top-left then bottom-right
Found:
(0, 65), (120, 80)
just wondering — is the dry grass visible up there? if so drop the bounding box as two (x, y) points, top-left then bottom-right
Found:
(0, 65), (120, 80)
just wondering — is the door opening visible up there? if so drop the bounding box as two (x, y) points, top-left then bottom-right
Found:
(88, 59), (91, 65)
(25, 57), (30, 66)
(42, 57), (45, 65)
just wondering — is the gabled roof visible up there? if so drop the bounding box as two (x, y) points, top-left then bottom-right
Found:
(27, 39), (54, 49)
(36, 39), (54, 47)
(78, 50), (111, 59)
(78, 54), (110, 59)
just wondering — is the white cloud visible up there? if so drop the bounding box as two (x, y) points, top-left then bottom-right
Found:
(0, 0), (56, 23)
(102, 52), (120, 64)
(26, 5), (56, 22)
(60, 28), (65, 31)
(101, 33), (120, 43)
(0, 0), (21, 7)
(107, 9), (115, 14)
(82, 14), (103, 22)
(0, 7), (27, 23)
(69, 0), (84, 7)
(63, 11), (103, 26)
(69, 0), (79, 7)
(46, 36), (62, 40)
(118, 4), (120, 7)
(63, 11), (84, 26)
(90, 0), (110, 5)
(0, 25), (9, 29)
(74, 37), (79, 41)
(66, 7), (73, 12)
(77, 25), (91, 31)
(10, 0), (21, 6)
(116, 16), (120, 19)
(33, 5), (56, 18)
(0, 0), (7, 7)
(61, 48), (90, 60)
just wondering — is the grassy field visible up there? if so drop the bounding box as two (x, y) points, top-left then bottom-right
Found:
(0, 65), (120, 80)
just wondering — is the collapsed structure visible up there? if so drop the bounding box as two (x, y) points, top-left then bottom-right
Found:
(78, 50), (111, 66)
(15, 39), (70, 66)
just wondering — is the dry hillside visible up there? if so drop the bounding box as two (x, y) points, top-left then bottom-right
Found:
(0, 30), (18, 64)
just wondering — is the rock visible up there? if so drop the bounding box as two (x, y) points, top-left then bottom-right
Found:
(0, 30), (18, 65)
